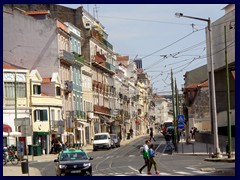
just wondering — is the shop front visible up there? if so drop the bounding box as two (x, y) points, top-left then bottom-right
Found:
(33, 132), (50, 155)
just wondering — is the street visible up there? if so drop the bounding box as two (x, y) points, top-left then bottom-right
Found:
(28, 134), (235, 176)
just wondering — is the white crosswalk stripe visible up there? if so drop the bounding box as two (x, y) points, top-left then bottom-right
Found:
(92, 165), (211, 176)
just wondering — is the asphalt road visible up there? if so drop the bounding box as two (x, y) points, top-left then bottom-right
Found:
(29, 134), (235, 176)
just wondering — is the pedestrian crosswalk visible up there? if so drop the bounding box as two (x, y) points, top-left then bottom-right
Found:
(92, 166), (211, 176)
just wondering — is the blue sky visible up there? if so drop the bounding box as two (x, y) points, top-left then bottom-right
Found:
(59, 4), (227, 95)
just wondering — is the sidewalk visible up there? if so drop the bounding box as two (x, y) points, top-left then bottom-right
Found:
(175, 139), (235, 162)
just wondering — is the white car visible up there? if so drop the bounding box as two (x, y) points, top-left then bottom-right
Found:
(92, 133), (112, 151)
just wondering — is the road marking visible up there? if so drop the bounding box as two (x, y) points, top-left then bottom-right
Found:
(175, 171), (192, 175)
(185, 167), (196, 170)
(193, 170), (210, 174)
(159, 172), (173, 176)
(128, 166), (139, 172)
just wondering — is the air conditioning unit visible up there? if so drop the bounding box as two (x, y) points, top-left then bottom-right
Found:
(65, 80), (73, 92)
(84, 22), (91, 30)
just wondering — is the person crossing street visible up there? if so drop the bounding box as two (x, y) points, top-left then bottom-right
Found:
(139, 140), (151, 174)
(148, 144), (160, 175)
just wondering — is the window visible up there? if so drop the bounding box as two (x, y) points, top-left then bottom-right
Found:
(56, 86), (61, 96)
(51, 109), (55, 129)
(33, 85), (41, 95)
(34, 109), (48, 121)
(4, 82), (26, 98)
(58, 110), (61, 120)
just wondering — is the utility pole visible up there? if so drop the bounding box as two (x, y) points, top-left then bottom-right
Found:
(224, 25), (232, 158)
(171, 69), (177, 151)
(175, 79), (179, 143)
(15, 73), (17, 131)
(175, 12), (221, 158)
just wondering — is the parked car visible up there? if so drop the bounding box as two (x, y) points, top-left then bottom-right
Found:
(54, 148), (93, 176)
(110, 136), (116, 148)
(92, 133), (112, 151)
(110, 134), (121, 147)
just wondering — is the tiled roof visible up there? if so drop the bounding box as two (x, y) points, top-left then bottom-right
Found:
(25, 10), (49, 15)
(185, 80), (208, 89)
(3, 63), (18, 69)
(198, 81), (208, 87)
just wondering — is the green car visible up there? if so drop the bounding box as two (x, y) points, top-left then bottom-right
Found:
(54, 148), (93, 176)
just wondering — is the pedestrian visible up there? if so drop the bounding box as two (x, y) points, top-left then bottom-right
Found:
(164, 132), (174, 151)
(148, 144), (160, 174)
(190, 127), (194, 139)
(192, 127), (197, 139)
(50, 138), (55, 154)
(129, 128), (133, 138)
(149, 128), (156, 142)
(139, 140), (151, 174)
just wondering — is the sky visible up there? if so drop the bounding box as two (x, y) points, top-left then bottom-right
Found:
(59, 4), (227, 95)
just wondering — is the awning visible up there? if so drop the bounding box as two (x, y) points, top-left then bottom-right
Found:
(33, 132), (49, 136)
(3, 132), (8, 137)
(3, 124), (12, 133)
(99, 115), (114, 123)
(3, 132), (22, 137)
(9, 132), (22, 137)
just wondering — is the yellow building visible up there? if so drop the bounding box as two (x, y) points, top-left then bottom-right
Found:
(30, 70), (63, 154)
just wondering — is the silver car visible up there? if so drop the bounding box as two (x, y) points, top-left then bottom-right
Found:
(110, 134), (121, 147)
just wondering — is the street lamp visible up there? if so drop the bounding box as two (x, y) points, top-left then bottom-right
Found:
(175, 13), (222, 158)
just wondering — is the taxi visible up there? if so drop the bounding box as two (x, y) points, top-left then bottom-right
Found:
(54, 148), (93, 176)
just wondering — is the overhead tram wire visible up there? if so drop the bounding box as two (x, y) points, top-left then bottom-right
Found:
(130, 23), (231, 65)
(143, 38), (206, 71)
(140, 28), (205, 60)
(99, 15), (205, 26)
(148, 41), (235, 80)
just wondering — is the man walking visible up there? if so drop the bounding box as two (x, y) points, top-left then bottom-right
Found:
(139, 140), (151, 174)
(149, 128), (156, 142)
(164, 132), (174, 152)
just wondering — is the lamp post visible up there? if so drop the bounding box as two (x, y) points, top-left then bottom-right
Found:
(175, 13), (222, 157)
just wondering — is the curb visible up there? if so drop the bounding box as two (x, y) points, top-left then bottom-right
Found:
(204, 157), (235, 163)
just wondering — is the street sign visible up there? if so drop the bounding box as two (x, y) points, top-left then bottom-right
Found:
(177, 115), (184, 122)
(177, 115), (185, 129)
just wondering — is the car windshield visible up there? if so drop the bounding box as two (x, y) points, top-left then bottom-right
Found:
(94, 135), (108, 140)
(59, 151), (88, 161)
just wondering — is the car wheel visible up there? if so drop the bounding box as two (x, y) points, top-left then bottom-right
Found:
(93, 148), (97, 151)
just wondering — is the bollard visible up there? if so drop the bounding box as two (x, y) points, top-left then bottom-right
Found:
(21, 158), (29, 174)
(192, 143), (195, 154)
(209, 147), (212, 157)
(182, 143), (184, 154)
(206, 143), (209, 154)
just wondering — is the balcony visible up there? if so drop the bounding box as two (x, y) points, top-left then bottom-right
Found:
(92, 52), (115, 75)
(59, 50), (74, 65)
(73, 52), (84, 65)
(75, 110), (86, 119)
(91, 29), (113, 51)
(102, 38), (113, 51)
(94, 105), (111, 115)
(106, 62), (115, 74)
